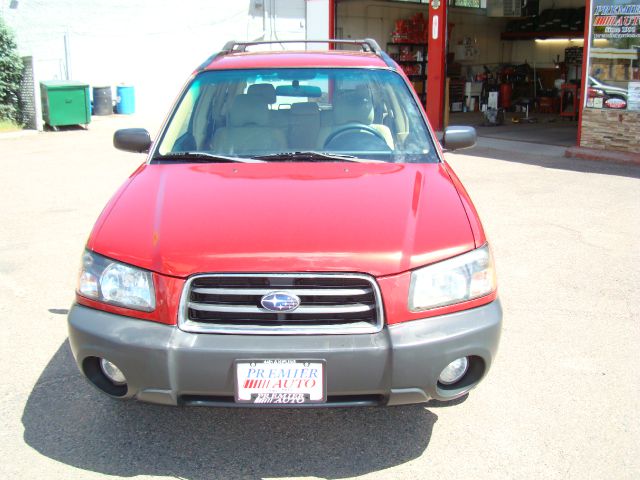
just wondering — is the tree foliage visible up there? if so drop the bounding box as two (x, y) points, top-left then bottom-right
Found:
(0, 16), (23, 123)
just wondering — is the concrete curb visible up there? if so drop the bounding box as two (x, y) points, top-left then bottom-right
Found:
(0, 129), (41, 140)
(564, 146), (640, 166)
(473, 137), (567, 157)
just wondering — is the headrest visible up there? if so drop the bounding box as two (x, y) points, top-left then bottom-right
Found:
(291, 102), (320, 116)
(228, 94), (269, 127)
(333, 89), (374, 125)
(247, 83), (277, 104)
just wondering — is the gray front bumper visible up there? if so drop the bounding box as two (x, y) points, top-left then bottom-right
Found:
(68, 300), (502, 406)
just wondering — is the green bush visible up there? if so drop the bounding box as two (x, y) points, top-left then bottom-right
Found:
(0, 16), (23, 123)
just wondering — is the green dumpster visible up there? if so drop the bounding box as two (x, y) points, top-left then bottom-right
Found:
(40, 81), (91, 129)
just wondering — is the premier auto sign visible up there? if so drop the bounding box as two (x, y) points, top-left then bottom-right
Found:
(593, 3), (640, 38)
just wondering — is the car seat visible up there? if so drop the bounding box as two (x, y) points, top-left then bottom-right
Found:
(288, 102), (321, 151)
(210, 94), (287, 155)
(247, 83), (288, 128)
(247, 83), (277, 105)
(318, 89), (394, 150)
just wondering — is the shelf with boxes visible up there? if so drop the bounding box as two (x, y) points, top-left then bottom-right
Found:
(500, 7), (585, 40)
(388, 12), (428, 103)
(387, 42), (427, 103)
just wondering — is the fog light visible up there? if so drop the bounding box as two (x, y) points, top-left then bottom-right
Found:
(99, 358), (126, 385)
(439, 357), (469, 385)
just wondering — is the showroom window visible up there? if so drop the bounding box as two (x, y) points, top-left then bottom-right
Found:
(585, 0), (640, 111)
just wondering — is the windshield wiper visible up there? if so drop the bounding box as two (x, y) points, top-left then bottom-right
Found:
(252, 151), (372, 162)
(152, 151), (265, 164)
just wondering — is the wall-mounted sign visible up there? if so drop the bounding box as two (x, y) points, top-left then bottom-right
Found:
(593, 2), (640, 39)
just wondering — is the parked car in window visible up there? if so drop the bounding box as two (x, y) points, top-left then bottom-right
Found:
(588, 76), (628, 109)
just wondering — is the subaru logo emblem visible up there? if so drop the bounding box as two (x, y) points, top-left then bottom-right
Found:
(260, 292), (301, 312)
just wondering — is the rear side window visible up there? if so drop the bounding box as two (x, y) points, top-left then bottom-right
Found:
(157, 68), (437, 163)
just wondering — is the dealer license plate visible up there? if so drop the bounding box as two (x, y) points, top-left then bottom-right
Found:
(235, 360), (326, 404)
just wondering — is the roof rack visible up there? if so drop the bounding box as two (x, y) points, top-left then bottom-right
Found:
(221, 39), (383, 55)
(196, 39), (396, 72)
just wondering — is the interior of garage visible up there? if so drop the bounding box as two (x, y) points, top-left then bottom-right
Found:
(334, 0), (589, 146)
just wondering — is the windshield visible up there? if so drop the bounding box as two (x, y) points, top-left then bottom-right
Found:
(155, 68), (437, 163)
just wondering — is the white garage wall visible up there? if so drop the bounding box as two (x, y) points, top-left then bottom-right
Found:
(336, 0), (428, 49)
(1, 0), (307, 115)
(449, 8), (509, 70)
(306, 0), (330, 44)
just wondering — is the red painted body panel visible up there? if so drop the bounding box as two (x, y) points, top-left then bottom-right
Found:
(329, 0), (335, 41)
(426, 4), (447, 130)
(205, 51), (388, 71)
(577, 0), (591, 146)
(440, 161), (487, 247)
(87, 162), (475, 279)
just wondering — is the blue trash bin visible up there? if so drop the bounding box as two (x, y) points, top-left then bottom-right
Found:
(116, 85), (135, 114)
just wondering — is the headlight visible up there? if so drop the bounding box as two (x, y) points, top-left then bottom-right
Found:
(409, 244), (496, 312)
(77, 250), (156, 312)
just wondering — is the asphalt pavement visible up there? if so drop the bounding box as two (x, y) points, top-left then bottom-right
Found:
(1, 116), (638, 479)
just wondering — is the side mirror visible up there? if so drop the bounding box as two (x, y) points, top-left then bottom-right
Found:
(114, 128), (152, 153)
(442, 126), (477, 151)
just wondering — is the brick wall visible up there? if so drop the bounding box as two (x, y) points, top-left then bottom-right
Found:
(580, 109), (640, 154)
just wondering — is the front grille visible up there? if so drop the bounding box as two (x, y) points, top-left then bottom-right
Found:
(178, 273), (384, 334)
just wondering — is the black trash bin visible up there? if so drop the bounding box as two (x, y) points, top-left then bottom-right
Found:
(92, 86), (112, 116)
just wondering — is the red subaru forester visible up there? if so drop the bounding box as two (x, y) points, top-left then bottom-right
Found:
(68, 39), (501, 407)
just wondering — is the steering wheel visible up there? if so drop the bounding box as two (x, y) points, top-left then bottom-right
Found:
(323, 124), (390, 151)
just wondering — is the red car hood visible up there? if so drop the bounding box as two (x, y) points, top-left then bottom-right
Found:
(88, 162), (475, 278)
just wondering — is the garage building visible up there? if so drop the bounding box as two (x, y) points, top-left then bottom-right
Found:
(331, 0), (639, 154)
(2, 0), (638, 154)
